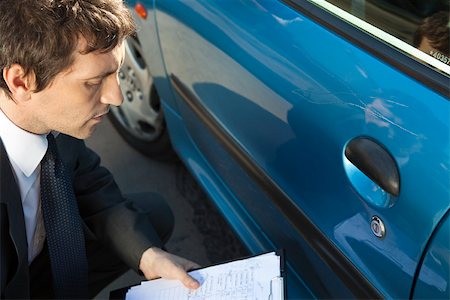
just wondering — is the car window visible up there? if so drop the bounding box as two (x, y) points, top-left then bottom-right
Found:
(312, 0), (450, 76)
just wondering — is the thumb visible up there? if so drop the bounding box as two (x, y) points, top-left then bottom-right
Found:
(181, 273), (200, 289)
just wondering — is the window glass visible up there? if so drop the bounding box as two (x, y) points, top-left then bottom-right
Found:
(316, 0), (450, 76)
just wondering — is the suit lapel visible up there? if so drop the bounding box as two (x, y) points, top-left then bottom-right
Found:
(0, 139), (30, 299)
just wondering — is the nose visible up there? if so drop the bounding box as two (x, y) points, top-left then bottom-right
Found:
(100, 75), (124, 106)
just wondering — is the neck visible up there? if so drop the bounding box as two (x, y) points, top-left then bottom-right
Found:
(0, 93), (48, 135)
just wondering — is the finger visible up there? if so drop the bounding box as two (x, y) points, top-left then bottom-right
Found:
(181, 273), (200, 289)
(169, 263), (201, 289)
(185, 261), (201, 271)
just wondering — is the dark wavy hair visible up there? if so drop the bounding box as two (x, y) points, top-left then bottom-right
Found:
(413, 11), (449, 55)
(0, 0), (135, 96)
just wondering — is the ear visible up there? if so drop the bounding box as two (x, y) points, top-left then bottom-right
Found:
(2, 64), (36, 102)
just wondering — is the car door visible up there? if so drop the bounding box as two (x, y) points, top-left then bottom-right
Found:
(154, 0), (449, 298)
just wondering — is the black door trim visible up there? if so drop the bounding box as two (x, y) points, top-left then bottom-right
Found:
(282, 0), (450, 99)
(170, 74), (383, 299)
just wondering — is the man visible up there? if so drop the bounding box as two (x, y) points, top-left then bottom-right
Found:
(413, 11), (450, 65)
(0, 0), (200, 298)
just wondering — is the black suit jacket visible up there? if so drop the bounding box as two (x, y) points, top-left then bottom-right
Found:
(0, 134), (162, 299)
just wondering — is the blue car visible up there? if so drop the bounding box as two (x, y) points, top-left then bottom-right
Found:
(110, 0), (450, 298)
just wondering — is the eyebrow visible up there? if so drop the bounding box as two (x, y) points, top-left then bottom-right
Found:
(83, 69), (118, 81)
(82, 47), (125, 81)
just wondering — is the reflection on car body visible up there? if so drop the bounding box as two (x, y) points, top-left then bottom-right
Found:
(110, 0), (450, 298)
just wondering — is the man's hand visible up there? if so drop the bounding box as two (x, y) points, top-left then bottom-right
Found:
(139, 247), (201, 289)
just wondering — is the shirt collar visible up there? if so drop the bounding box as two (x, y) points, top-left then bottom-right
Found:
(0, 109), (48, 177)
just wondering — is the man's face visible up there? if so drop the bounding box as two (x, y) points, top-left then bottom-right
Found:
(418, 37), (435, 55)
(29, 39), (125, 139)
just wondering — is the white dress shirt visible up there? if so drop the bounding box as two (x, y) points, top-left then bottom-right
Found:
(0, 109), (48, 264)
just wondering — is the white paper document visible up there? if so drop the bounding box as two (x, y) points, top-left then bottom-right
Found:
(125, 251), (284, 300)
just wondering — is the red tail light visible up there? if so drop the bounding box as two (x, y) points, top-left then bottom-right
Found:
(135, 3), (147, 20)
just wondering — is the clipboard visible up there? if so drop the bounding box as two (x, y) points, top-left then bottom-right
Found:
(271, 248), (286, 300)
(110, 249), (286, 299)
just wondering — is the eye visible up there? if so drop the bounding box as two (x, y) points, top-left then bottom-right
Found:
(85, 81), (102, 89)
(85, 81), (102, 87)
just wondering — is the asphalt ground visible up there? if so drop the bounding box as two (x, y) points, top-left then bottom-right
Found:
(86, 117), (248, 298)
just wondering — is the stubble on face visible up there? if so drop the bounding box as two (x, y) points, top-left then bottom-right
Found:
(29, 38), (124, 139)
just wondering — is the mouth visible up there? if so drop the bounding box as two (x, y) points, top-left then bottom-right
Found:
(92, 109), (110, 121)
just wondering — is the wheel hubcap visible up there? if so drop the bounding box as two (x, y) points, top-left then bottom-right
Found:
(111, 37), (163, 141)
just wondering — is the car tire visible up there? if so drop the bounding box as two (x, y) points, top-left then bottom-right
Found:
(109, 36), (175, 160)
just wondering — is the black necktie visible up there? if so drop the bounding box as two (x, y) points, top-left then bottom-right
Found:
(40, 134), (88, 299)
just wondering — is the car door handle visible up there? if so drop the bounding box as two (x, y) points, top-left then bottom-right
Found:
(344, 137), (400, 197)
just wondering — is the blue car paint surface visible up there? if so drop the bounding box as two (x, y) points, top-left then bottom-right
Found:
(413, 211), (450, 298)
(126, 0), (450, 298)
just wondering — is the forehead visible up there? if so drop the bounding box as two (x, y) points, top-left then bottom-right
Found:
(418, 37), (435, 54)
(64, 38), (125, 78)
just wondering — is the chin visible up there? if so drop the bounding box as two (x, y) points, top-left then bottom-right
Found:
(61, 126), (96, 140)
(78, 128), (96, 140)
